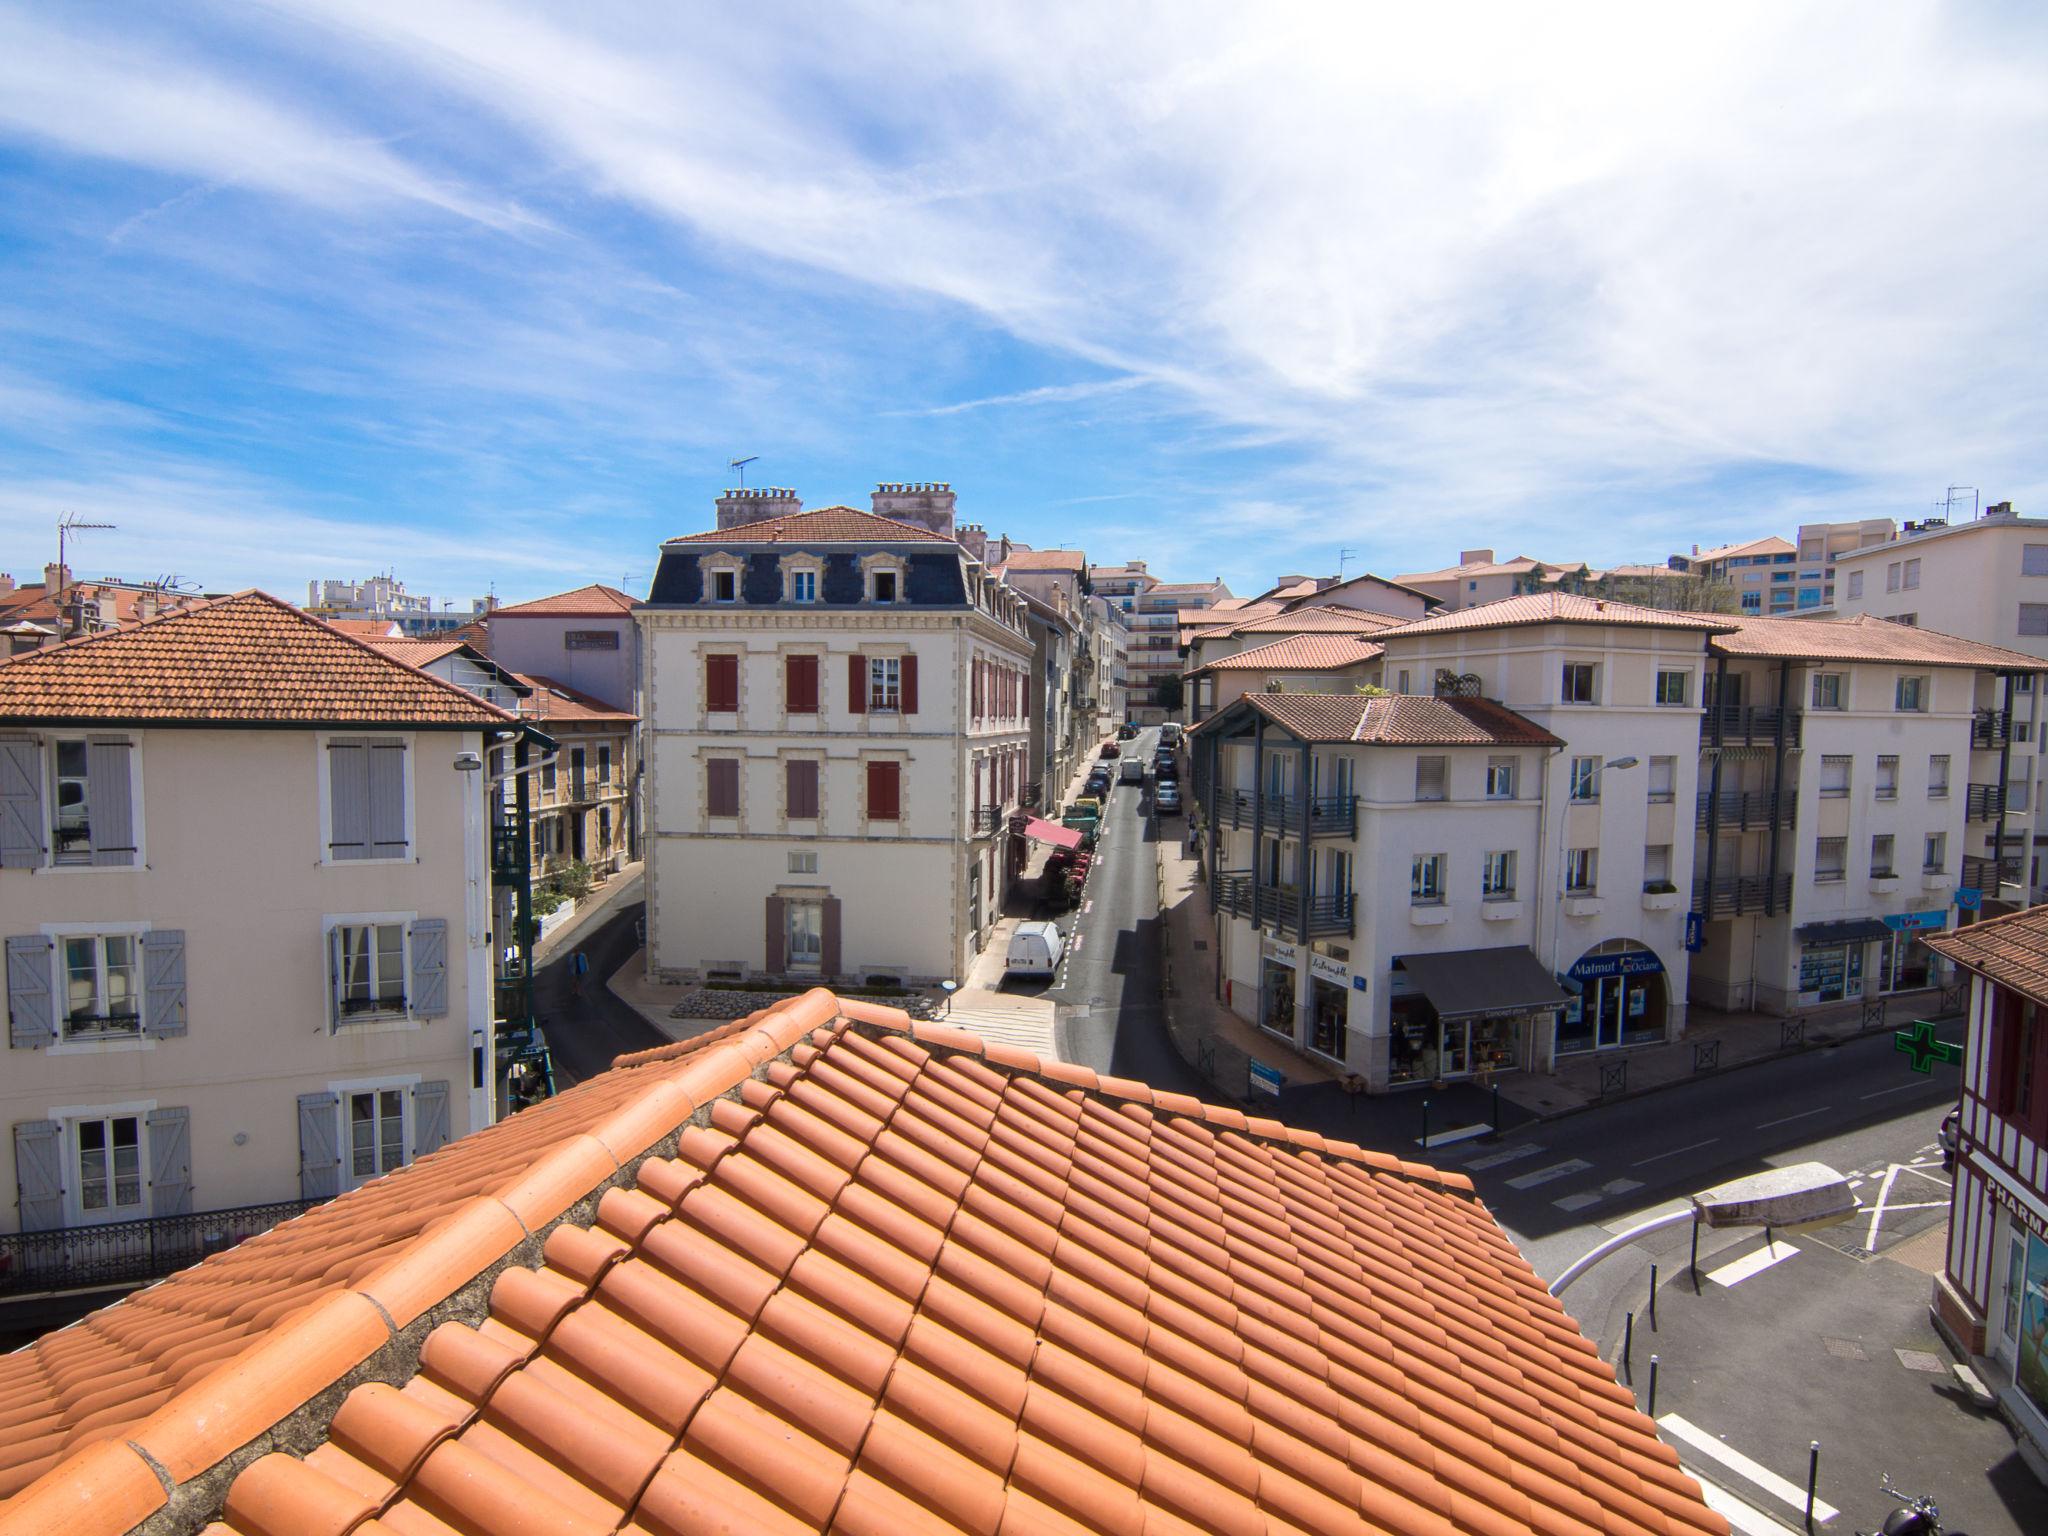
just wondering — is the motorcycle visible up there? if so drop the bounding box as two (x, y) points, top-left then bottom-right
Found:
(1858, 1474), (1967, 1535)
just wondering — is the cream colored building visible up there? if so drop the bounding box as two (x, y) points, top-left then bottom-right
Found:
(1392, 551), (1591, 613)
(640, 495), (1034, 987)
(1184, 633), (1386, 724)
(0, 593), (520, 1253)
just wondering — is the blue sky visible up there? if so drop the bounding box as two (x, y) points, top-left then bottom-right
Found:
(1, 3), (2043, 606)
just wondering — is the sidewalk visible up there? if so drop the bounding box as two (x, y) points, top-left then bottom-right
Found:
(604, 950), (696, 1041)
(534, 861), (643, 967)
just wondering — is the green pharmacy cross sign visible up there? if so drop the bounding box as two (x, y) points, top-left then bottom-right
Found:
(1894, 1018), (1964, 1075)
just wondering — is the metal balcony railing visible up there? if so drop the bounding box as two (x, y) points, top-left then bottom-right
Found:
(971, 805), (1004, 836)
(0, 1199), (315, 1297)
(1690, 873), (1794, 918)
(1021, 781), (1043, 812)
(1972, 709), (2010, 749)
(1695, 791), (1796, 831)
(1216, 790), (1358, 838)
(1700, 705), (1803, 748)
(1961, 854), (2023, 890)
(568, 774), (590, 802)
(1209, 873), (1354, 935)
(1966, 783), (2006, 822)
(490, 825), (525, 883)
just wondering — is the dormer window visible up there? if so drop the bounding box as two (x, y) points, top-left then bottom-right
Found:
(712, 569), (738, 603)
(873, 570), (898, 604)
(789, 569), (817, 603)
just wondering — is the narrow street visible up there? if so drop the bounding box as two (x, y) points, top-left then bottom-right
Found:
(531, 889), (670, 1087)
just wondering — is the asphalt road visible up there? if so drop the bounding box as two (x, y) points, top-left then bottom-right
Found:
(533, 894), (669, 1087)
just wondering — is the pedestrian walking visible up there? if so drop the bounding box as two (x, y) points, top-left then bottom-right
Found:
(569, 949), (590, 996)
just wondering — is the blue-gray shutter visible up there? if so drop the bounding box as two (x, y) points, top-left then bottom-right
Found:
(368, 741), (408, 858)
(13, 1120), (64, 1232)
(328, 741), (369, 859)
(147, 1106), (191, 1216)
(413, 1080), (451, 1158)
(142, 930), (187, 1038)
(0, 738), (44, 868)
(409, 918), (448, 1018)
(86, 737), (135, 866)
(7, 934), (54, 1050)
(297, 1092), (340, 1200)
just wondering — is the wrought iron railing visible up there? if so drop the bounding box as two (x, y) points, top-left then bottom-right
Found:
(1208, 873), (1353, 935)
(1961, 854), (2023, 890)
(568, 774), (590, 802)
(1216, 790), (1358, 838)
(972, 805), (1004, 836)
(1971, 709), (2010, 748)
(490, 824), (525, 882)
(0, 1199), (315, 1297)
(1695, 791), (1796, 831)
(1689, 873), (1793, 918)
(1700, 705), (1802, 748)
(1966, 784), (2006, 822)
(1021, 781), (1042, 812)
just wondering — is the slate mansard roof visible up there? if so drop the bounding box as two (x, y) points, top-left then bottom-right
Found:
(0, 991), (1721, 1536)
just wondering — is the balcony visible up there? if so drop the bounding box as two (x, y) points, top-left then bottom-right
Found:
(1966, 783), (2006, 822)
(567, 774), (591, 803)
(971, 805), (1004, 837)
(1216, 789), (1358, 838)
(1695, 791), (1796, 831)
(491, 824), (526, 884)
(1021, 781), (1043, 812)
(1210, 873), (1354, 935)
(1971, 709), (2010, 749)
(1700, 705), (1803, 749)
(1961, 854), (2023, 890)
(1690, 873), (1794, 918)
(0, 1199), (315, 1298)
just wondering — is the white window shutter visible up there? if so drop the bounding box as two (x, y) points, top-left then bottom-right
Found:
(413, 1080), (451, 1157)
(328, 741), (370, 859)
(409, 919), (448, 1017)
(147, 1106), (191, 1215)
(7, 934), (54, 1049)
(86, 737), (136, 866)
(142, 930), (187, 1038)
(0, 738), (44, 868)
(297, 1092), (340, 1200)
(368, 742), (408, 858)
(12, 1119), (64, 1231)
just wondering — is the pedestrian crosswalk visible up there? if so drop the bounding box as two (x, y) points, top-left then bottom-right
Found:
(939, 1003), (1059, 1059)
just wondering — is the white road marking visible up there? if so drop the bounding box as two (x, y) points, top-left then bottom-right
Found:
(1755, 1107), (1830, 1130)
(1632, 1138), (1719, 1167)
(1601, 1178), (1644, 1197)
(1696, 1477), (1804, 1536)
(1553, 1191), (1604, 1212)
(1863, 1164), (1901, 1251)
(1466, 1143), (1543, 1171)
(1861, 1082), (1924, 1100)
(1706, 1239), (1800, 1287)
(1416, 1124), (1491, 1149)
(1657, 1414), (1840, 1522)
(1506, 1158), (1593, 1190)
(1898, 1163), (1952, 1189)
(1082, 900), (1093, 914)
(1848, 1178), (1865, 1188)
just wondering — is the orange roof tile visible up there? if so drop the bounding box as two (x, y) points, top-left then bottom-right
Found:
(1924, 904), (2048, 999)
(1198, 691), (1562, 747)
(1378, 591), (1737, 639)
(670, 507), (955, 545)
(1707, 613), (2045, 669)
(0, 991), (1724, 1536)
(317, 617), (406, 639)
(1188, 633), (1385, 674)
(488, 584), (639, 618)
(994, 549), (1086, 572)
(512, 673), (637, 724)
(1224, 606), (1409, 637)
(363, 636), (467, 666)
(0, 592), (519, 728)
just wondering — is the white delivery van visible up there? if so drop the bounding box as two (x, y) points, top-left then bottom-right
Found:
(1005, 921), (1065, 977)
(1119, 758), (1147, 787)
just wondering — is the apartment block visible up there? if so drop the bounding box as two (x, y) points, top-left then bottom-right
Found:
(1092, 560), (1231, 722)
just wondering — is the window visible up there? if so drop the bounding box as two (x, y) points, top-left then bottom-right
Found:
(1565, 848), (1597, 893)
(52, 740), (89, 864)
(1569, 756), (1600, 801)
(784, 654), (820, 714)
(1396, 670), (1412, 694)
(788, 568), (817, 603)
(868, 656), (902, 712)
(1740, 591), (1762, 613)
(1644, 844), (1672, 889)
(1929, 754), (1951, 798)
(866, 761), (902, 821)
(707, 758), (740, 818)
(1871, 834), (1895, 877)
(596, 744), (612, 785)
(1655, 670), (1689, 706)
(1415, 755), (1447, 802)
(1896, 674), (1928, 712)
(326, 738), (407, 861)
(1647, 755), (1676, 804)
(2013, 779), (2032, 814)
(1561, 662), (1598, 704)
(872, 570), (898, 604)
(541, 759), (557, 797)
(705, 654), (740, 713)
(2021, 604), (2048, 638)
(1875, 755), (1898, 800)
(1886, 562), (1901, 593)
(1815, 837), (1846, 883)
(2025, 545), (2048, 577)
(786, 901), (824, 972)
(788, 851), (818, 875)
(75, 1114), (143, 1216)
(712, 568), (737, 603)
(1811, 672), (1845, 710)
(1924, 832), (1946, 873)
(1485, 757), (1517, 800)
(332, 923), (405, 1018)
(786, 759), (819, 819)
(1846, 570), (1863, 599)
(1410, 853), (1445, 905)
(347, 1088), (406, 1186)
(1818, 755), (1851, 797)
(63, 934), (140, 1038)
(1482, 850), (1516, 899)
(1902, 558), (1920, 590)
(1888, 613), (1919, 627)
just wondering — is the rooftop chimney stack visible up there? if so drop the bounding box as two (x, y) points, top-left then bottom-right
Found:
(871, 481), (957, 538)
(1986, 501), (2015, 520)
(715, 487), (802, 530)
(956, 521), (988, 563)
(43, 562), (69, 595)
(1459, 549), (1493, 567)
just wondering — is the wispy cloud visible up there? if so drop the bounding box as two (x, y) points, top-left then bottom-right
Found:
(906, 378), (1146, 417)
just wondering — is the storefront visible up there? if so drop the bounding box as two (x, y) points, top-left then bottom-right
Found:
(1305, 951), (1353, 1063)
(1387, 947), (1568, 1088)
(1877, 909), (1949, 993)
(1793, 917), (1890, 1006)
(1984, 1199), (2048, 1453)
(1258, 935), (1299, 1042)
(1556, 941), (1667, 1054)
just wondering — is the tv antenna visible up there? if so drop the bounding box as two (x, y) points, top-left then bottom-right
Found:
(1338, 547), (1357, 581)
(57, 514), (116, 595)
(729, 456), (759, 489)
(1944, 485), (1979, 521)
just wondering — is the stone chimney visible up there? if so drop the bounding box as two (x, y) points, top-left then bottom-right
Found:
(1986, 501), (2016, 520)
(956, 521), (988, 563)
(715, 487), (802, 530)
(871, 482), (957, 538)
(1459, 549), (1493, 567)
(43, 562), (68, 594)
(0, 574), (13, 594)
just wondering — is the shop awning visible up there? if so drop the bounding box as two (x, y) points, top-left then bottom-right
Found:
(1396, 947), (1572, 1021)
(1793, 917), (1891, 945)
(1020, 816), (1083, 851)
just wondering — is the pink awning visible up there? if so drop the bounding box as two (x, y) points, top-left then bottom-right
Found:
(1021, 816), (1083, 850)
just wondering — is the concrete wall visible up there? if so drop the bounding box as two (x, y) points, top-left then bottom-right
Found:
(489, 614), (636, 713)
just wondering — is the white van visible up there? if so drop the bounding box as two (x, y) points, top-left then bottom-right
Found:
(1118, 758), (1147, 787)
(1005, 921), (1065, 978)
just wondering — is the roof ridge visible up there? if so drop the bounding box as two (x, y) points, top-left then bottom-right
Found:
(0, 585), (250, 671)
(295, 600), (524, 723)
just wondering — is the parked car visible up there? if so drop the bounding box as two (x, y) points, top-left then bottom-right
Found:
(1084, 768), (1113, 797)
(1153, 755), (1178, 781)
(1099, 741), (1120, 759)
(1117, 723), (1139, 740)
(1155, 782), (1182, 814)
(1940, 1105), (1960, 1169)
(1005, 920), (1066, 978)
(1161, 722), (1183, 744)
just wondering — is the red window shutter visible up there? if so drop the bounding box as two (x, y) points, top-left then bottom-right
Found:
(901, 655), (919, 715)
(707, 654), (739, 713)
(785, 655), (819, 713)
(868, 761), (900, 821)
(1991, 987), (2021, 1115)
(820, 898), (842, 977)
(972, 661), (982, 721)
(848, 654), (866, 714)
(765, 895), (785, 973)
(708, 758), (739, 817)
(786, 759), (819, 819)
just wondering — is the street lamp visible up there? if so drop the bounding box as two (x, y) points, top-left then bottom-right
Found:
(1548, 1160), (1857, 1295)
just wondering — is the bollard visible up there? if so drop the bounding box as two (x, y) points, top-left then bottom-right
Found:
(1421, 1098), (1431, 1150)
(1647, 1355), (1660, 1417)
(1622, 1312), (1634, 1385)
(1648, 1264), (1658, 1331)
(1690, 1213), (1702, 1293)
(1491, 1083), (1501, 1136)
(1805, 1442), (1819, 1534)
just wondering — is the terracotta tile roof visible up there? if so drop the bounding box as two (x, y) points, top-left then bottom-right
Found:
(1226, 606), (1409, 636)
(489, 584), (639, 618)
(0, 991), (1723, 1536)
(320, 617), (407, 639)
(1688, 534), (1796, 563)
(0, 591), (519, 728)
(364, 636), (467, 667)
(1377, 591), (1737, 639)
(1205, 691), (1563, 747)
(1925, 905), (2048, 1001)
(446, 615), (491, 652)
(512, 672), (637, 724)
(994, 549), (1086, 572)
(670, 506), (955, 545)
(1707, 614), (2044, 669)
(1189, 633), (1386, 674)
(1394, 554), (1548, 583)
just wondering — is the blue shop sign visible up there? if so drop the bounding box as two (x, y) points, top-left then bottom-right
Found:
(1684, 912), (1706, 952)
(1567, 951), (1666, 982)
(1955, 887), (1983, 912)
(1249, 1060), (1284, 1097)
(1883, 909), (1949, 933)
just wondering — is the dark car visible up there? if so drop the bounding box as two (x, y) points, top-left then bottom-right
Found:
(1155, 782), (1182, 814)
(1099, 741), (1120, 759)
(1084, 772), (1113, 798)
(1940, 1105), (1960, 1169)
(1153, 755), (1178, 782)
(1117, 723), (1139, 740)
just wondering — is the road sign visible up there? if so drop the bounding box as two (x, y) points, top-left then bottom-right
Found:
(1893, 1018), (1963, 1075)
(1249, 1060), (1284, 1097)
